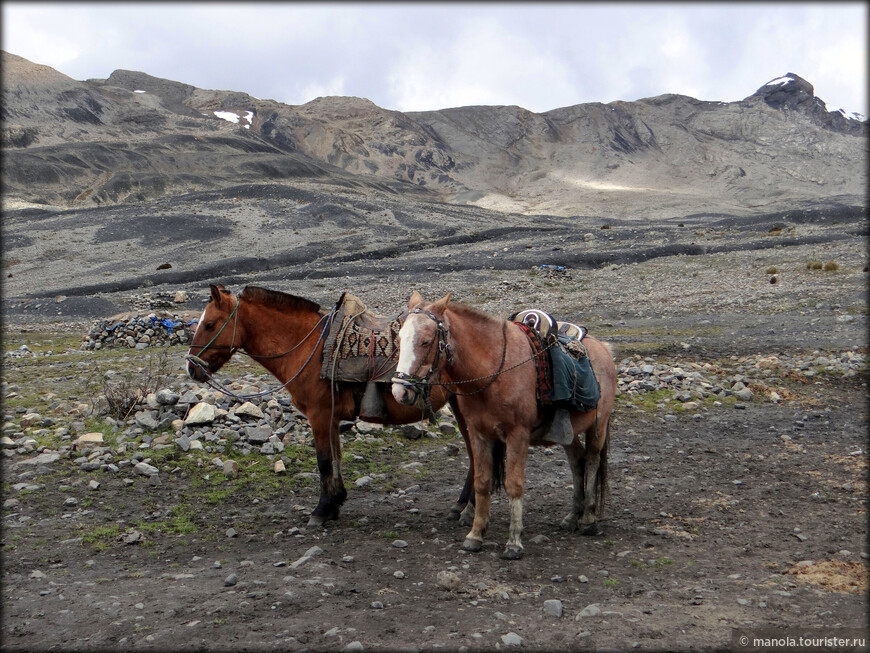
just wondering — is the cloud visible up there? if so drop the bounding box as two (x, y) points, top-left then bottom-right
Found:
(386, 16), (578, 112)
(1, 2), (866, 117)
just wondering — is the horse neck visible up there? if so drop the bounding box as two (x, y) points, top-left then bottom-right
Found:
(442, 306), (509, 386)
(239, 301), (324, 378)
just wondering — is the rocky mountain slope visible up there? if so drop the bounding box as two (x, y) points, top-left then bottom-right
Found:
(2, 51), (866, 219)
(1, 52), (866, 325)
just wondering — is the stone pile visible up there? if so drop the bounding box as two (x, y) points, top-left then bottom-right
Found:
(128, 290), (191, 311)
(81, 312), (198, 351)
(2, 351), (865, 484)
(617, 351), (866, 404)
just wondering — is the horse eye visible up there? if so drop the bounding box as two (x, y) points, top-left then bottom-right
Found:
(420, 338), (432, 347)
(205, 322), (215, 331)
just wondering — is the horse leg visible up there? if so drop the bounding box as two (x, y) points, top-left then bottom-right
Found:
(307, 412), (347, 527)
(560, 435), (586, 532)
(580, 416), (609, 536)
(449, 397), (475, 524)
(462, 434), (493, 552)
(501, 432), (530, 560)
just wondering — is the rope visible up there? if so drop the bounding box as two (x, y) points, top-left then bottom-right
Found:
(326, 304), (368, 467)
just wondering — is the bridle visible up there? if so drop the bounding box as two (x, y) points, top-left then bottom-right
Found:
(185, 294), (335, 401)
(391, 307), (454, 394)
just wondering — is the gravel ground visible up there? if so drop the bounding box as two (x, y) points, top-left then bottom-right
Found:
(2, 191), (868, 651)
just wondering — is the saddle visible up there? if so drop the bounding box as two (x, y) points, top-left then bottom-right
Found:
(320, 292), (404, 383)
(510, 308), (601, 445)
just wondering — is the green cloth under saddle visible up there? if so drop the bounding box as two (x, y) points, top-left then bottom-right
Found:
(548, 335), (600, 412)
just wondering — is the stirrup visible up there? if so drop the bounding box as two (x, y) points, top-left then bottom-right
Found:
(544, 408), (574, 445)
(360, 382), (387, 420)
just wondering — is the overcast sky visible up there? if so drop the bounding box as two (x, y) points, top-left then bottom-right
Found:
(3, 2), (867, 118)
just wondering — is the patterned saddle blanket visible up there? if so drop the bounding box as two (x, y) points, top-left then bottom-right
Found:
(511, 308), (600, 412)
(320, 292), (404, 383)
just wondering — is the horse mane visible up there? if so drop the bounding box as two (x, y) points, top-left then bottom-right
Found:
(240, 286), (321, 314)
(445, 300), (505, 328)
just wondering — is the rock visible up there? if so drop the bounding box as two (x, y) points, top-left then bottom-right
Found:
(245, 425), (272, 443)
(221, 459), (238, 478)
(392, 540), (408, 548)
(576, 603), (601, 618)
(121, 530), (143, 544)
(501, 632), (523, 646)
(235, 402), (264, 419)
(343, 642), (364, 652)
(75, 432), (103, 450)
(134, 462), (159, 476)
(274, 459), (286, 474)
(543, 599), (563, 617)
(156, 389), (180, 405)
(437, 570), (463, 591)
(19, 413), (42, 429)
(734, 387), (753, 401)
(16, 452), (61, 466)
(400, 425), (426, 440)
(290, 545), (324, 569)
(224, 573), (238, 587)
(185, 402), (216, 425)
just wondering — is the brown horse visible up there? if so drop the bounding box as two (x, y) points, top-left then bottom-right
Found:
(186, 284), (474, 526)
(392, 293), (617, 559)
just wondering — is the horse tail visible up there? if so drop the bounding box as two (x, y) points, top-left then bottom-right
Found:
(595, 415), (612, 514)
(491, 439), (506, 492)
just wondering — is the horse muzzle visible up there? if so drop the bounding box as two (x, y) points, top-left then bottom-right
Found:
(391, 374), (420, 406)
(186, 354), (210, 381)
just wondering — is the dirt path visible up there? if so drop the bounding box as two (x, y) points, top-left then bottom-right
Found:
(2, 200), (867, 651)
(2, 347), (867, 651)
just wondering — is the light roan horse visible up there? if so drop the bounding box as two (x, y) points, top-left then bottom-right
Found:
(186, 284), (474, 526)
(392, 293), (617, 559)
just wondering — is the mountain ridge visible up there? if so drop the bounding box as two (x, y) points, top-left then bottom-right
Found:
(1, 52), (866, 219)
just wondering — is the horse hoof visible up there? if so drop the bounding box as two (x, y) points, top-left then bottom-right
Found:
(458, 513), (474, 527)
(581, 522), (601, 536)
(448, 508), (462, 522)
(501, 547), (523, 560)
(462, 538), (483, 552)
(560, 516), (578, 532)
(307, 514), (327, 527)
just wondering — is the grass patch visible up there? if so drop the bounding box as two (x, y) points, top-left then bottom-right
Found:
(80, 524), (122, 550)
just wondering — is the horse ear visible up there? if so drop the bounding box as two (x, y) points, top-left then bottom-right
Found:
(210, 284), (223, 306)
(408, 290), (424, 310)
(431, 292), (452, 314)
